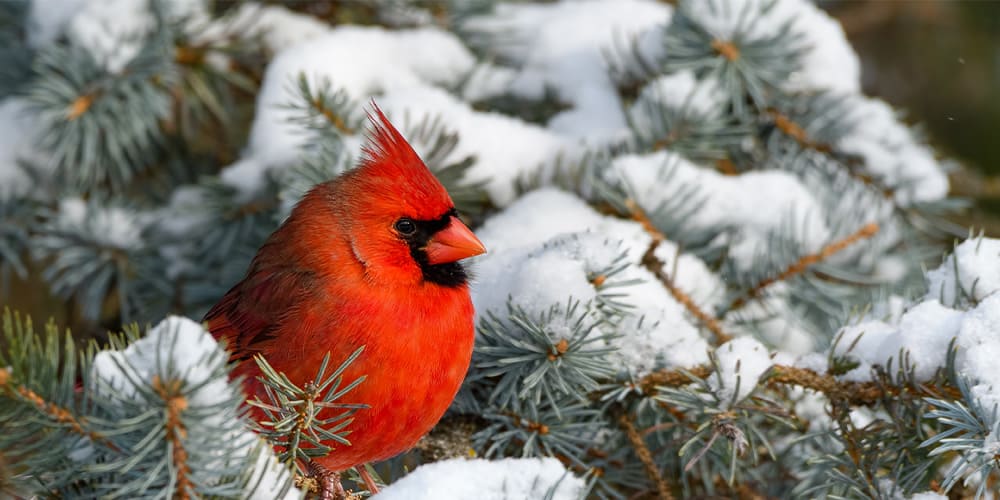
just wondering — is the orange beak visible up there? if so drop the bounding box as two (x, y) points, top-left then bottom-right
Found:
(425, 216), (486, 265)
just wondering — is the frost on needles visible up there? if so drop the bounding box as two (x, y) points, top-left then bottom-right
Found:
(0, 0), (995, 498)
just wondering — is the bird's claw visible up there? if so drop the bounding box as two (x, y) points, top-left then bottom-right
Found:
(306, 460), (348, 500)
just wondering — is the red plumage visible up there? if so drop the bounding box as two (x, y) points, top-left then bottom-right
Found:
(204, 105), (485, 472)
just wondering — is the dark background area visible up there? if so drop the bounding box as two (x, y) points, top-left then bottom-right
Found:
(821, 0), (1000, 231)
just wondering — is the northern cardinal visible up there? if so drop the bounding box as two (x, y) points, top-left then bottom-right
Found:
(204, 105), (485, 491)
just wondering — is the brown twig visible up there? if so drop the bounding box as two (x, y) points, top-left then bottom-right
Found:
(624, 199), (666, 242)
(642, 241), (733, 344)
(618, 412), (674, 500)
(635, 363), (959, 407)
(637, 365), (714, 395)
(625, 199), (733, 344)
(311, 99), (355, 134)
(767, 109), (895, 199)
(729, 223), (880, 310)
(152, 375), (192, 500)
(0, 368), (115, 450)
(768, 110), (831, 153)
(505, 411), (550, 435)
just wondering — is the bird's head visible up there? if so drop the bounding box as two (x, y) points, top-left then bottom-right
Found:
(323, 104), (486, 288)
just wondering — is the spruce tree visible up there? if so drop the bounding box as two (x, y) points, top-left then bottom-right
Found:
(1, 1), (996, 498)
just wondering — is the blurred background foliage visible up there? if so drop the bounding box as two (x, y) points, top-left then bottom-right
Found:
(820, 0), (1000, 230)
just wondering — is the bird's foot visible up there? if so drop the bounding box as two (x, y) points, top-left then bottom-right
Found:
(306, 460), (348, 500)
(356, 464), (381, 494)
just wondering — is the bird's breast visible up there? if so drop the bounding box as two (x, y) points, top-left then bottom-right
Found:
(251, 282), (476, 470)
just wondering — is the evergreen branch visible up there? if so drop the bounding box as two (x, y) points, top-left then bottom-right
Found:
(0, 367), (114, 450)
(766, 107), (897, 199)
(0, 196), (31, 281)
(767, 108), (830, 153)
(637, 363), (960, 407)
(637, 365), (714, 395)
(627, 75), (749, 162)
(727, 222), (880, 310)
(641, 239), (733, 344)
(617, 411), (674, 500)
(623, 198), (733, 343)
(474, 300), (618, 414)
(285, 73), (359, 136)
(766, 365), (961, 406)
(27, 38), (176, 191)
(663, 0), (808, 115)
(249, 348), (368, 467)
(151, 375), (193, 499)
(475, 399), (602, 467)
(625, 198), (666, 242)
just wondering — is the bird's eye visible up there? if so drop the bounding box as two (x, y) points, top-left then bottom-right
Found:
(394, 218), (417, 235)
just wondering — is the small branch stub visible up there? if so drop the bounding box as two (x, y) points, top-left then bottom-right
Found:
(711, 39), (740, 61)
(547, 338), (570, 361)
(509, 412), (549, 435)
(66, 93), (96, 121)
(174, 45), (206, 66)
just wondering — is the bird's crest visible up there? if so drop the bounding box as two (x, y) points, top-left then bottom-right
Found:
(360, 103), (422, 171)
(358, 102), (454, 218)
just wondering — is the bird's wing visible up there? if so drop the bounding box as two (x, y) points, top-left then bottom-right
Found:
(203, 267), (317, 362)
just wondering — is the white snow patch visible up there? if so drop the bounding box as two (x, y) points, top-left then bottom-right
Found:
(89, 316), (301, 499)
(232, 26), (477, 193)
(247, 26), (475, 182)
(654, 238), (725, 313)
(836, 97), (949, 205)
(472, 188), (648, 258)
(375, 458), (585, 500)
(471, 189), (718, 374)
(90, 316), (232, 412)
(27, 0), (88, 47)
(629, 70), (727, 121)
(908, 493), (947, 500)
(63, 0), (207, 72)
(376, 87), (574, 206)
(612, 263), (711, 372)
(52, 198), (144, 250)
(610, 151), (830, 271)
(710, 337), (772, 407)
(926, 237), (1000, 306)
(465, 0), (672, 144)
(822, 241), (1000, 423)
(725, 284), (818, 355)
(956, 293), (1000, 419)
(0, 99), (48, 197)
(204, 3), (332, 52)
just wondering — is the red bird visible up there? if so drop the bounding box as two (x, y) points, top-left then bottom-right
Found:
(204, 106), (485, 491)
